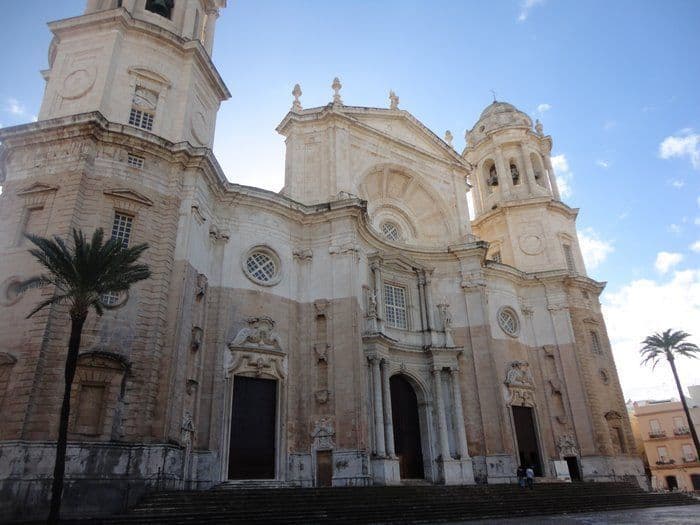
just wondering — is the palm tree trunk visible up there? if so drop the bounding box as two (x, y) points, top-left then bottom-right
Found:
(667, 355), (700, 457)
(47, 314), (86, 524)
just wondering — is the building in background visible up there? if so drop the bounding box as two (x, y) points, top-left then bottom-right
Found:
(0, 0), (645, 519)
(631, 385), (700, 492)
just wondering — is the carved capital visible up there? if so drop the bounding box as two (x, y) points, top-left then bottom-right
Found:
(293, 248), (313, 262)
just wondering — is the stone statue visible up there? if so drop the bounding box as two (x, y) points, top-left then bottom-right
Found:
(389, 90), (399, 110)
(437, 302), (455, 347)
(488, 165), (499, 186)
(332, 77), (343, 105)
(444, 130), (453, 147)
(535, 119), (543, 135)
(505, 361), (534, 388)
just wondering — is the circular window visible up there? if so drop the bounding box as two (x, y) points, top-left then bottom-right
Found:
(497, 307), (519, 337)
(380, 221), (402, 242)
(242, 246), (282, 286)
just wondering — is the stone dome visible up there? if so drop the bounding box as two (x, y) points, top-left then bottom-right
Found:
(466, 101), (534, 148)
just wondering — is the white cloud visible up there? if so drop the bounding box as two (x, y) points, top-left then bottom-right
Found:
(659, 130), (700, 169)
(578, 227), (614, 271)
(550, 153), (573, 198)
(596, 160), (610, 169)
(603, 120), (617, 130)
(602, 269), (700, 401)
(670, 179), (685, 188)
(536, 103), (551, 113)
(690, 240), (700, 253)
(668, 223), (682, 235)
(694, 217), (700, 226)
(655, 251), (683, 274)
(517, 0), (545, 22)
(4, 97), (26, 116)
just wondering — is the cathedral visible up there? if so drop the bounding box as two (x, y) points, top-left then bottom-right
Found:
(0, 0), (644, 518)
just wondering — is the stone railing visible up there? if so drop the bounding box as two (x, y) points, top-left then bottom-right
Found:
(673, 427), (690, 436)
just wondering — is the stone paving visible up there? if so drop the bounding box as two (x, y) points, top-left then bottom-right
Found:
(457, 504), (700, 524)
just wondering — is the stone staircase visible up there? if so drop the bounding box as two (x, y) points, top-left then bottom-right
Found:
(80, 482), (697, 524)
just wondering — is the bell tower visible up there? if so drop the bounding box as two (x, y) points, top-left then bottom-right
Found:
(38, 0), (230, 147)
(464, 102), (585, 275)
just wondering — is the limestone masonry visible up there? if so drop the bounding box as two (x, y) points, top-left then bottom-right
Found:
(0, 0), (644, 518)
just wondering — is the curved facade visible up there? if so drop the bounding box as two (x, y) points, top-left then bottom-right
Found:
(0, 1), (643, 518)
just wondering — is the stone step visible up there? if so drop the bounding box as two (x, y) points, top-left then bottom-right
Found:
(76, 482), (698, 524)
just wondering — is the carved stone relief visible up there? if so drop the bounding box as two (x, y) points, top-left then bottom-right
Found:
(556, 434), (579, 458)
(504, 360), (536, 407)
(311, 417), (335, 450)
(229, 317), (282, 351)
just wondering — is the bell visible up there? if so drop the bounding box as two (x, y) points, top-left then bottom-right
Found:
(146, 0), (173, 18)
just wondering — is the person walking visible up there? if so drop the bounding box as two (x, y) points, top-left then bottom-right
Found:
(517, 465), (526, 488)
(526, 466), (535, 489)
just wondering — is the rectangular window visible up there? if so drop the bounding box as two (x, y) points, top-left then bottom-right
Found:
(75, 383), (105, 435)
(682, 444), (694, 461)
(563, 244), (576, 273)
(590, 331), (601, 354)
(657, 446), (668, 462)
(649, 419), (662, 433)
(128, 108), (154, 131)
(127, 153), (145, 169)
(19, 206), (45, 245)
(673, 416), (684, 429)
(111, 212), (133, 247)
(384, 283), (407, 329)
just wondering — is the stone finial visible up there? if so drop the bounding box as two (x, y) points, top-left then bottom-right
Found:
(332, 77), (343, 105)
(292, 84), (302, 112)
(535, 119), (543, 135)
(444, 130), (454, 147)
(389, 90), (399, 110)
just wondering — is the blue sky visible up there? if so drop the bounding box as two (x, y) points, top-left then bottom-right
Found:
(1, 1), (699, 400)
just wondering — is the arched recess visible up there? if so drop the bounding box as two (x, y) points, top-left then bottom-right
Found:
(222, 317), (288, 482)
(0, 353), (17, 417)
(70, 351), (129, 439)
(387, 369), (436, 481)
(356, 164), (457, 245)
(530, 152), (548, 189)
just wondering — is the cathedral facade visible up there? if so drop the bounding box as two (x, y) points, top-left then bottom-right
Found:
(0, 0), (643, 518)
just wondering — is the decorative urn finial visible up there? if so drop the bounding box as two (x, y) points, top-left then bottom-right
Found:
(332, 77), (343, 105)
(292, 83), (302, 112)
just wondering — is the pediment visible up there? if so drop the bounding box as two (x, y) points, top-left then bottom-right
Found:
(370, 250), (431, 273)
(345, 110), (464, 165)
(17, 183), (58, 196)
(103, 188), (153, 207)
(127, 67), (172, 88)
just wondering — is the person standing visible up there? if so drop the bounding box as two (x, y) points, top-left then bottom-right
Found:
(526, 466), (535, 489)
(517, 465), (526, 488)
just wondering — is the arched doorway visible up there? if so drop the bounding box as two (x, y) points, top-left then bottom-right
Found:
(228, 375), (277, 479)
(390, 375), (424, 479)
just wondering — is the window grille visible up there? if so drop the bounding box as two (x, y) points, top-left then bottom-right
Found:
(111, 212), (133, 247)
(245, 251), (277, 283)
(127, 153), (145, 169)
(563, 244), (576, 273)
(128, 108), (154, 131)
(491, 251), (502, 263)
(381, 221), (401, 242)
(384, 283), (407, 329)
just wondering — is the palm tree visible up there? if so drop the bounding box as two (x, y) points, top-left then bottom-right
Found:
(640, 329), (700, 457)
(20, 228), (150, 524)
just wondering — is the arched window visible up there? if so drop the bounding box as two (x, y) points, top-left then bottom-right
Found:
(484, 161), (498, 194)
(145, 0), (174, 19)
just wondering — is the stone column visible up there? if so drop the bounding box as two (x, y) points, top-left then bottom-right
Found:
(423, 274), (435, 330)
(450, 368), (470, 459)
(543, 155), (561, 200)
(203, 10), (220, 55)
(454, 173), (473, 240)
(369, 356), (386, 457)
(519, 144), (537, 195)
(371, 261), (384, 331)
(494, 147), (512, 198)
(381, 359), (396, 457)
(432, 368), (451, 460)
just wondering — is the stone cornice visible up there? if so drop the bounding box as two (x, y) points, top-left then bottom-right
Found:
(47, 8), (230, 100)
(276, 104), (468, 171)
(471, 196), (578, 228)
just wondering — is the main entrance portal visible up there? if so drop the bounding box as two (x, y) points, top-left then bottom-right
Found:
(512, 405), (542, 476)
(390, 375), (424, 479)
(228, 376), (277, 479)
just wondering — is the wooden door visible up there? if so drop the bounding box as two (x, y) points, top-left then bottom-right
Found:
(390, 375), (424, 479)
